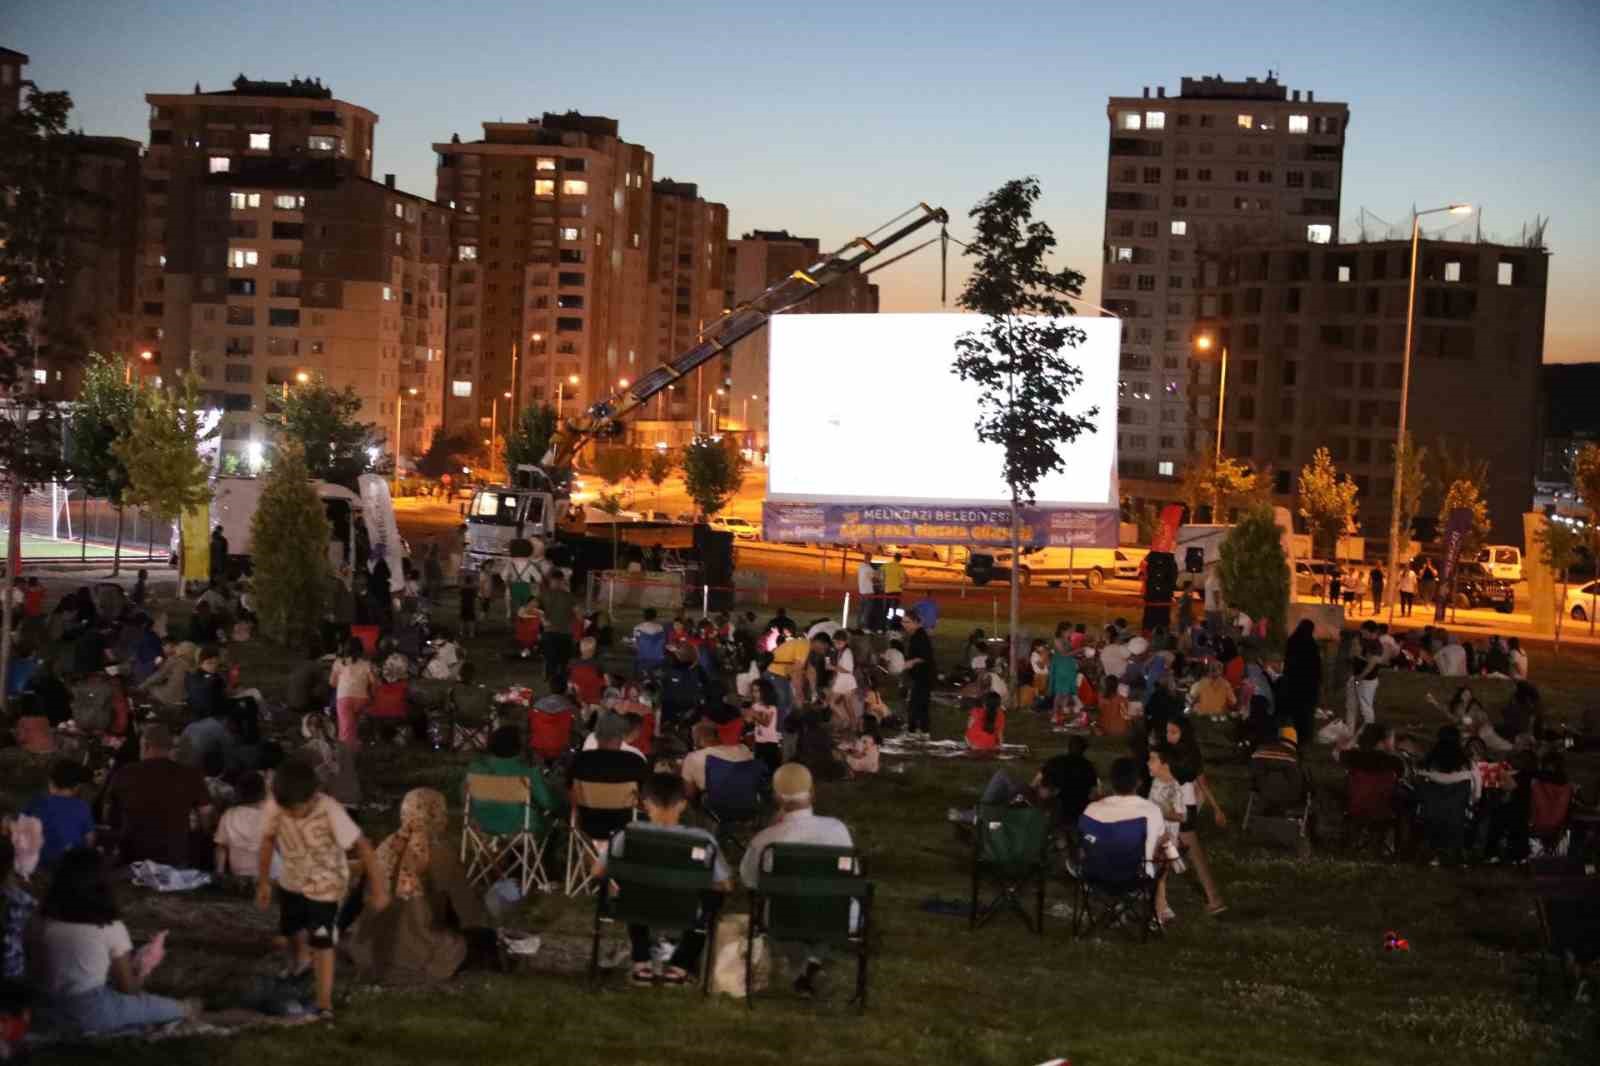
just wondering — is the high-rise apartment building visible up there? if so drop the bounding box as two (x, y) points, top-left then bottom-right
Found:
(1100, 74), (1349, 479)
(635, 179), (727, 445)
(143, 77), (448, 466)
(1192, 237), (1549, 542)
(722, 229), (879, 449)
(434, 113), (653, 441)
(0, 47), (26, 118)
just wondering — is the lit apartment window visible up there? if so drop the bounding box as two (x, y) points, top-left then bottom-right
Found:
(1443, 261), (1461, 282)
(209, 156), (230, 173)
(249, 132), (271, 150)
(1338, 266), (1351, 283)
(307, 135), (337, 152)
(1144, 111), (1165, 130)
(230, 249), (259, 269)
(1116, 110), (1142, 131)
(562, 179), (588, 196)
(1497, 262), (1514, 286)
(1288, 114), (1309, 134)
(451, 380), (473, 397)
(458, 245), (478, 261)
(229, 192), (260, 210)
(534, 179), (555, 197)
(1306, 224), (1332, 244)
(274, 194), (304, 210)
(536, 157), (557, 171)
(560, 226), (580, 241)
(1236, 114), (1254, 129)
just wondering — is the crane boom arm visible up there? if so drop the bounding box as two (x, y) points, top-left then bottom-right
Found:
(547, 202), (948, 468)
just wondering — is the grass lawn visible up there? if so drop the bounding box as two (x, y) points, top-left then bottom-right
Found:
(5, 590), (1598, 1065)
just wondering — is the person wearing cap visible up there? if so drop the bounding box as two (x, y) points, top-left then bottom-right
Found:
(739, 764), (854, 997)
(102, 724), (213, 866)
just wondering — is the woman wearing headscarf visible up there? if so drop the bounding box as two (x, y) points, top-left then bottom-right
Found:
(345, 789), (490, 985)
(1281, 619), (1322, 743)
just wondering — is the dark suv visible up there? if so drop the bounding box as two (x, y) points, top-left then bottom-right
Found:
(1447, 561), (1516, 613)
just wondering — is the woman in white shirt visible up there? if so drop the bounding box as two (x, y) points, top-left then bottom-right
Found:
(29, 849), (191, 1036)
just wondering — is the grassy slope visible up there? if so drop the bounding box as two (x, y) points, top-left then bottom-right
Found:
(11, 597), (1599, 1066)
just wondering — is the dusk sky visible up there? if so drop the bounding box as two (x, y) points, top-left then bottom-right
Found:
(9, 0), (1597, 362)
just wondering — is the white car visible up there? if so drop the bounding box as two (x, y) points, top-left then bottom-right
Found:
(712, 515), (759, 540)
(1565, 580), (1600, 621)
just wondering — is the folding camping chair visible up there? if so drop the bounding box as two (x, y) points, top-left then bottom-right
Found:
(1072, 815), (1160, 940)
(746, 842), (874, 1009)
(969, 804), (1049, 933)
(1242, 752), (1314, 857)
(1342, 765), (1402, 856)
(588, 825), (722, 993)
(462, 772), (556, 895)
(564, 778), (639, 896)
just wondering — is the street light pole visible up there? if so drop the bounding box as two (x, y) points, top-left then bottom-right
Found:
(1386, 203), (1474, 621)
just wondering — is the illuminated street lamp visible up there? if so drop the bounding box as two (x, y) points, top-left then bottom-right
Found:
(1387, 202), (1475, 620)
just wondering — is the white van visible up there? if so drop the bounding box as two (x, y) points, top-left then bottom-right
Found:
(1477, 545), (1523, 582)
(993, 546), (1147, 588)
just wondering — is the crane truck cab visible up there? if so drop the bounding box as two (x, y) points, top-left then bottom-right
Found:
(461, 465), (565, 575)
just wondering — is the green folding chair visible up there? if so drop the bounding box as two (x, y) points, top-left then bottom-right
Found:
(970, 804), (1049, 933)
(588, 825), (721, 993)
(747, 842), (874, 1009)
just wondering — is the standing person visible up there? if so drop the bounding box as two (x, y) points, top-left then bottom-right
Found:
(1202, 568), (1224, 633)
(856, 557), (880, 633)
(256, 758), (388, 1020)
(539, 573), (576, 689)
(1281, 620), (1322, 753)
(881, 553), (907, 625)
(209, 526), (229, 584)
(1369, 564), (1385, 616)
(1398, 565), (1418, 617)
(330, 638), (376, 751)
(901, 609), (936, 739)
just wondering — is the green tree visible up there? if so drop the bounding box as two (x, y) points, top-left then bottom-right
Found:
(682, 436), (745, 519)
(1438, 478), (1490, 568)
(262, 377), (383, 488)
(415, 428), (474, 481)
(1218, 505), (1291, 640)
(1297, 446), (1360, 559)
(1572, 443), (1600, 635)
(646, 448), (675, 508)
(504, 403), (559, 474)
(66, 353), (139, 572)
(249, 442), (331, 646)
(952, 177), (1098, 681)
(1535, 519), (1582, 651)
(591, 444), (641, 488)
(114, 369), (216, 588)
(1178, 454), (1258, 522)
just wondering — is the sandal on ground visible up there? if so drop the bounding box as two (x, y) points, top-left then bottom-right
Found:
(629, 966), (656, 987)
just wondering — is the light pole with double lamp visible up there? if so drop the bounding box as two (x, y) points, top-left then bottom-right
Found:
(1193, 332), (1228, 519)
(1386, 203), (1474, 621)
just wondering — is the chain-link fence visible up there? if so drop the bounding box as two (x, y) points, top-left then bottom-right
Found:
(1, 483), (174, 564)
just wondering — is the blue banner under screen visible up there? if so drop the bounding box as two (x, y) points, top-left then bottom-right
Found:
(762, 501), (1118, 548)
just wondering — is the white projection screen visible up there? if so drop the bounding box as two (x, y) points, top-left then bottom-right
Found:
(767, 313), (1119, 508)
